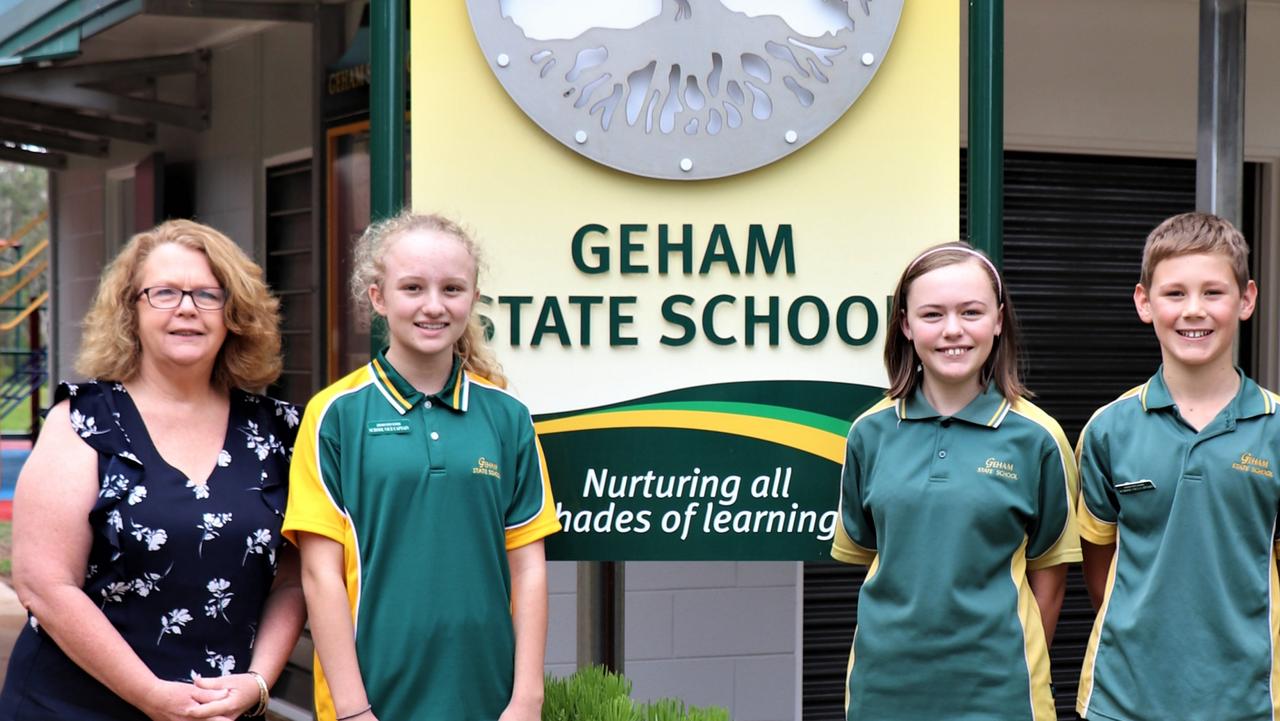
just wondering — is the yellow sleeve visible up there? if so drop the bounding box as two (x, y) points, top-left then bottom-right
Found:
(503, 422), (561, 551)
(282, 393), (349, 547)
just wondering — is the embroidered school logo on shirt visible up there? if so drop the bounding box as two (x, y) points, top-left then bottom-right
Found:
(976, 457), (1018, 481)
(472, 457), (501, 479)
(1233, 452), (1274, 479)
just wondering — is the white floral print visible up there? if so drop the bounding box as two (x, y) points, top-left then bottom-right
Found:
(158, 608), (193, 644)
(204, 648), (237, 676)
(101, 581), (133, 606)
(133, 570), (166, 598)
(130, 521), (168, 551)
(240, 420), (284, 461)
(99, 474), (129, 499)
(204, 578), (234, 621)
(274, 400), (300, 428)
(197, 512), (233, 556)
(70, 409), (108, 438)
(243, 529), (273, 565)
(187, 478), (211, 500)
(66, 382), (298, 681)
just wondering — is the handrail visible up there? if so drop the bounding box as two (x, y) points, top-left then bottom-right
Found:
(0, 291), (48, 332)
(1, 210), (49, 248)
(0, 238), (49, 278)
(0, 259), (48, 306)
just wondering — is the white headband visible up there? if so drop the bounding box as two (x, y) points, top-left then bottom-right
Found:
(905, 245), (1003, 300)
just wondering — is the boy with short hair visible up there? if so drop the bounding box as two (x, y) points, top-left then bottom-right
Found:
(1076, 211), (1278, 721)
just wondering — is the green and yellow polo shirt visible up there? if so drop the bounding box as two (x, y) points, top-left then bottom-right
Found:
(832, 384), (1080, 721)
(282, 350), (560, 721)
(1076, 368), (1280, 721)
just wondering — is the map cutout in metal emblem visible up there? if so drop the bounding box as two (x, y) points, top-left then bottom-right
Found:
(467, 1), (904, 181)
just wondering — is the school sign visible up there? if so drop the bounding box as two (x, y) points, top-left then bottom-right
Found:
(411, 1), (958, 559)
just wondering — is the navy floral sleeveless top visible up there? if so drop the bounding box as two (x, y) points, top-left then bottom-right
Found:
(0, 381), (299, 720)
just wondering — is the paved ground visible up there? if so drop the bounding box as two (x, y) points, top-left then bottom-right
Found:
(0, 579), (25, 690)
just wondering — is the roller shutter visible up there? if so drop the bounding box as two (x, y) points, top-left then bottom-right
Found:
(803, 150), (1259, 721)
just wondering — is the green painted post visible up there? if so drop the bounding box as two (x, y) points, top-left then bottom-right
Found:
(968, 0), (1003, 267)
(369, 0), (405, 353)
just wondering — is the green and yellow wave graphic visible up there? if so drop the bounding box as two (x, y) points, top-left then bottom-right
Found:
(535, 400), (855, 464)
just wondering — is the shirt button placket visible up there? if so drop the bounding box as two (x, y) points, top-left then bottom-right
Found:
(930, 423), (951, 481)
(421, 401), (446, 473)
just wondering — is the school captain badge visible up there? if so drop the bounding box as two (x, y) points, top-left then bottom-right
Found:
(977, 457), (1018, 481)
(1233, 452), (1274, 479)
(367, 420), (411, 435)
(473, 457), (502, 479)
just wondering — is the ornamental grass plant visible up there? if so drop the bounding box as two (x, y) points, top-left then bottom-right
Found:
(543, 665), (730, 721)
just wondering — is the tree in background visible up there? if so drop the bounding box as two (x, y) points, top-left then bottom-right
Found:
(0, 162), (48, 240)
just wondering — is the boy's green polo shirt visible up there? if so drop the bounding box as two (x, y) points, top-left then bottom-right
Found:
(1076, 368), (1280, 721)
(282, 351), (560, 721)
(832, 385), (1080, 721)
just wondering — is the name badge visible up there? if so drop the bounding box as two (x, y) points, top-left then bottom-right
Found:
(1115, 479), (1156, 494)
(367, 420), (412, 435)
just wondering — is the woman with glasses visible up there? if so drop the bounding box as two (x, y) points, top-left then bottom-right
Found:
(0, 220), (306, 721)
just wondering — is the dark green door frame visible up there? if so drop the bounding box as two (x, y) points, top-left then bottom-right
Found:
(368, 0), (404, 353)
(370, 0), (405, 224)
(968, 0), (1003, 267)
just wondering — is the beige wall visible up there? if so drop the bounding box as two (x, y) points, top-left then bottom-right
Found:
(961, 0), (1280, 159)
(51, 21), (313, 380)
(960, 0), (1280, 389)
(158, 22), (312, 257)
(50, 170), (106, 382)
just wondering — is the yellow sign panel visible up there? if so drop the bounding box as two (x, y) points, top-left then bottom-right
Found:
(412, 1), (957, 560)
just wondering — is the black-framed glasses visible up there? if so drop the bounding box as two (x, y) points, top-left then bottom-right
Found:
(136, 286), (227, 310)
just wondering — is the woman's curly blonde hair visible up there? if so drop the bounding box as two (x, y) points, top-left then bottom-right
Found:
(349, 211), (506, 387)
(77, 219), (283, 391)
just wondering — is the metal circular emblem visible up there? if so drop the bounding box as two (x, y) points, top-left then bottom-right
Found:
(467, 1), (904, 181)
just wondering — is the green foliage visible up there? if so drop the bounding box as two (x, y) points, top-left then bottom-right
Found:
(0, 162), (47, 241)
(638, 699), (730, 721)
(543, 665), (633, 721)
(543, 666), (730, 721)
(0, 520), (11, 578)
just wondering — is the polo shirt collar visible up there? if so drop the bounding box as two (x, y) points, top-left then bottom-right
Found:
(1141, 365), (1276, 420)
(369, 349), (469, 415)
(897, 382), (1012, 428)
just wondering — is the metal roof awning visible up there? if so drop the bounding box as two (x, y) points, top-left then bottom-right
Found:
(0, 0), (324, 169)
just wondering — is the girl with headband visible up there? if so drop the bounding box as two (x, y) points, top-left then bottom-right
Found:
(830, 241), (1081, 720)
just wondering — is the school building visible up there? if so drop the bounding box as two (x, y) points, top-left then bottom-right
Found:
(1, 2), (1278, 720)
